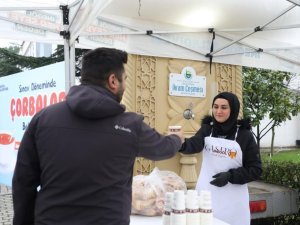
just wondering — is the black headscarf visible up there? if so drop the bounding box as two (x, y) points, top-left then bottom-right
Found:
(212, 92), (240, 137)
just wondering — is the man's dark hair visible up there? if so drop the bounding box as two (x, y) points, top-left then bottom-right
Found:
(80, 47), (128, 87)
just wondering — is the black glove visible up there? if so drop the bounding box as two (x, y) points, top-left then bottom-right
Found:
(210, 172), (231, 187)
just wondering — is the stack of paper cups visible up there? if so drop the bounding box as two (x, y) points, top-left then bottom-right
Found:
(199, 190), (213, 225)
(171, 190), (186, 225)
(162, 192), (173, 225)
(185, 190), (200, 225)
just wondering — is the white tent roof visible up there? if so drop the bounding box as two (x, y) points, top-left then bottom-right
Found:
(0, 0), (300, 88)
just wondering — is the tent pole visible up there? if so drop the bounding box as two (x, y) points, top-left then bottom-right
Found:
(64, 39), (71, 93)
(81, 29), (207, 36)
(60, 4), (72, 93)
(63, 41), (76, 92)
(216, 32), (300, 52)
(215, 32), (261, 51)
(210, 4), (296, 56)
(0, 6), (59, 11)
(68, 0), (84, 30)
(70, 44), (76, 87)
(151, 34), (207, 56)
(263, 51), (300, 66)
(68, 0), (82, 8)
(213, 33), (300, 66)
(69, 0), (113, 45)
(263, 24), (300, 31)
(0, 16), (59, 34)
(260, 4), (296, 29)
(286, 0), (300, 6)
(89, 16), (207, 56)
(212, 50), (300, 66)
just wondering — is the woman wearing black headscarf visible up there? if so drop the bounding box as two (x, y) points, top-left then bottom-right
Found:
(180, 92), (262, 225)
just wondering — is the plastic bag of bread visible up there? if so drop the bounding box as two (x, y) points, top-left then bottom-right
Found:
(131, 167), (187, 216)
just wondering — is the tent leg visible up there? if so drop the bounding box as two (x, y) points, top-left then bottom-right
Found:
(64, 39), (70, 92)
(70, 44), (76, 86)
(64, 41), (76, 93)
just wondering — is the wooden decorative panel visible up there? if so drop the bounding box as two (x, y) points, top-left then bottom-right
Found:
(134, 55), (157, 175)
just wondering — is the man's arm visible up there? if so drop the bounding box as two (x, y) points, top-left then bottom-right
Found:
(137, 122), (183, 161)
(179, 125), (209, 154)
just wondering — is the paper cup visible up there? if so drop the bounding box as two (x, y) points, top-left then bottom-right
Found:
(168, 125), (182, 132)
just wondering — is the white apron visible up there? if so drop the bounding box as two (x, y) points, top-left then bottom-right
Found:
(196, 131), (250, 225)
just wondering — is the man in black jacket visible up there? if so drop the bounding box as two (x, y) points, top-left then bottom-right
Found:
(12, 47), (184, 225)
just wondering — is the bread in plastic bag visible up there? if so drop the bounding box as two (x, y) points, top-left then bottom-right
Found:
(131, 167), (187, 216)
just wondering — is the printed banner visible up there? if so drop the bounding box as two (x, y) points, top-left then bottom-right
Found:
(0, 62), (65, 186)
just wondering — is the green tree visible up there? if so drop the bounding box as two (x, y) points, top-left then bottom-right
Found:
(0, 47), (60, 77)
(243, 67), (269, 149)
(0, 44), (88, 77)
(243, 67), (300, 154)
(0, 46), (22, 76)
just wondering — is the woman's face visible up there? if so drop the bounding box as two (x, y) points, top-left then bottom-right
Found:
(212, 98), (231, 123)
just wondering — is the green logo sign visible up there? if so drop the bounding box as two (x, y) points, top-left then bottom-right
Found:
(185, 70), (192, 79)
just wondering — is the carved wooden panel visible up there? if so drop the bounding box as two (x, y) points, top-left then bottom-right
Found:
(134, 55), (157, 175)
(216, 63), (235, 92)
(167, 59), (211, 136)
(122, 54), (136, 112)
(136, 55), (156, 127)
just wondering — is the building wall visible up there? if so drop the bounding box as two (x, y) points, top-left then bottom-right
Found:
(20, 41), (55, 57)
(256, 113), (300, 148)
(35, 42), (52, 57)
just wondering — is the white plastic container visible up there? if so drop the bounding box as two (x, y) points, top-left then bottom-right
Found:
(199, 190), (213, 225)
(162, 192), (173, 225)
(185, 190), (200, 225)
(170, 190), (186, 225)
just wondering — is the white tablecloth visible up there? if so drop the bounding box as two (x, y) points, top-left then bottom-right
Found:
(130, 215), (230, 225)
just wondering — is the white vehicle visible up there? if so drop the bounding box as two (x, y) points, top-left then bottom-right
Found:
(249, 181), (299, 220)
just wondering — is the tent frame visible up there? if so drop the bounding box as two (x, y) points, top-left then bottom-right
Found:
(0, 0), (300, 91)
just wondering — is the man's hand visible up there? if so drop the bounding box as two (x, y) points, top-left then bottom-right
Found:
(210, 172), (231, 187)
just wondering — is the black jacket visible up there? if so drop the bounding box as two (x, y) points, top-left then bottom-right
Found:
(180, 116), (262, 184)
(12, 84), (181, 225)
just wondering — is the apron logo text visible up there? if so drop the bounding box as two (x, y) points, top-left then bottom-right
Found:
(204, 144), (238, 159)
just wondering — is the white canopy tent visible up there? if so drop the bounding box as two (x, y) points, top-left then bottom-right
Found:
(0, 0), (299, 91)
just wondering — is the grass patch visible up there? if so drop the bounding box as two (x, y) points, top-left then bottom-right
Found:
(261, 148), (300, 163)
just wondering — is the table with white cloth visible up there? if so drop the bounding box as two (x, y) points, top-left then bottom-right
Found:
(130, 215), (230, 225)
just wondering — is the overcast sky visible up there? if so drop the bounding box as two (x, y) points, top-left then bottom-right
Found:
(0, 38), (22, 48)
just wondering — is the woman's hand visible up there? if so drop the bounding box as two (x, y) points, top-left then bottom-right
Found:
(210, 172), (231, 187)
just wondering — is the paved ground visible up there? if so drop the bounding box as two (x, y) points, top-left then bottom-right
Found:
(0, 184), (13, 225)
